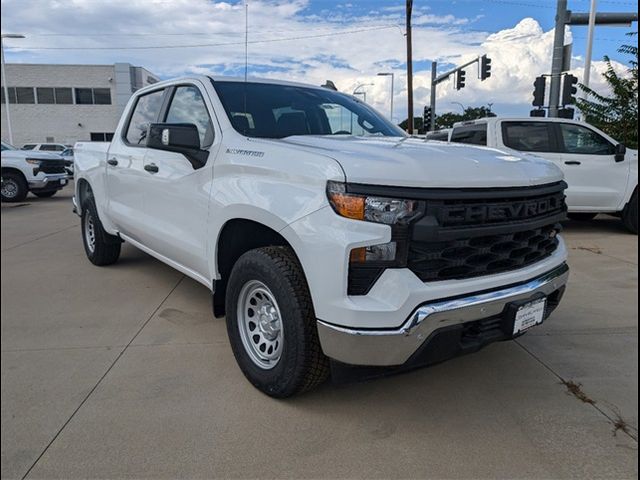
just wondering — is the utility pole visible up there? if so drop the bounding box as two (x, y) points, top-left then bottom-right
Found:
(406, 0), (414, 134)
(549, 0), (569, 118)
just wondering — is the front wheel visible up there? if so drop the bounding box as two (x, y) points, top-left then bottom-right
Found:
(225, 246), (329, 398)
(81, 196), (122, 265)
(1, 172), (28, 202)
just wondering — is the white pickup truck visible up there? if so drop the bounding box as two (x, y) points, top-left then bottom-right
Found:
(74, 76), (570, 397)
(448, 117), (638, 234)
(1, 141), (69, 202)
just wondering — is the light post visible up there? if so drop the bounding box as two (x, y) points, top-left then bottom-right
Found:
(1, 34), (25, 145)
(377, 72), (394, 123)
(353, 83), (373, 103)
(450, 102), (466, 114)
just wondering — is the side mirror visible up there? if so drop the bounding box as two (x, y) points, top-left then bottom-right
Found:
(146, 123), (207, 169)
(615, 143), (626, 163)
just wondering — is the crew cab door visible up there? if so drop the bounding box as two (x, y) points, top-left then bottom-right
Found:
(138, 83), (219, 278)
(555, 122), (628, 210)
(105, 87), (166, 240)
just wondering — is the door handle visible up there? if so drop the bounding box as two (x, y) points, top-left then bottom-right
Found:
(144, 163), (159, 173)
(107, 158), (118, 166)
(564, 161), (581, 165)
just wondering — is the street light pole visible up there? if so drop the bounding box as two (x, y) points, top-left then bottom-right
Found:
(450, 102), (466, 114)
(583, 0), (598, 89)
(353, 83), (374, 104)
(377, 72), (394, 122)
(1, 34), (25, 145)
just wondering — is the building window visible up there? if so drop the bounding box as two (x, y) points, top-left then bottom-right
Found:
(1, 87), (17, 104)
(74, 87), (112, 105)
(93, 88), (112, 105)
(75, 88), (93, 104)
(15, 87), (35, 104)
(90, 132), (115, 142)
(36, 87), (55, 104)
(55, 88), (73, 104)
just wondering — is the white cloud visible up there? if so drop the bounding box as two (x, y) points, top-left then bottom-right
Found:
(0, 0), (629, 121)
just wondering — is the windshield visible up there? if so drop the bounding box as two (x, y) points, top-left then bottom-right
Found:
(1, 141), (17, 151)
(212, 80), (405, 139)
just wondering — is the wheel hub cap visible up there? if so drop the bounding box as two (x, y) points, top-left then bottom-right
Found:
(237, 280), (283, 370)
(1, 179), (18, 198)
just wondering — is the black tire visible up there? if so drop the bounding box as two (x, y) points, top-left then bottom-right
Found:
(225, 246), (329, 398)
(622, 189), (638, 235)
(568, 212), (598, 221)
(1, 171), (28, 203)
(33, 190), (57, 198)
(81, 196), (121, 266)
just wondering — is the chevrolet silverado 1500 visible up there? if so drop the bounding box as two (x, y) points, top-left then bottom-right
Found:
(74, 77), (569, 397)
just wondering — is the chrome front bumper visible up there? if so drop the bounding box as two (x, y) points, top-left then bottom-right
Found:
(29, 174), (68, 189)
(317, 263), (569, 366)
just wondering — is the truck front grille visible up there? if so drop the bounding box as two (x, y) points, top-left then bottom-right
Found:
(38, 160), (67, 174)
(347, 181), (567, 295)
(407, 224), (560, 282)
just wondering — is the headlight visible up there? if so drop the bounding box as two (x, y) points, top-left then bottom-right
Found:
(326, 181), (421, 225)
(26, 158), (42, 165)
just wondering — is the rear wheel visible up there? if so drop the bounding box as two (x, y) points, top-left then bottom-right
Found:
(622, 189), (638, 235)
(81, 196), (122, 265)
(1, 172), (28, 202)
(225, 246), (329, 397)
(568, 212), (598, 221)
(33, 190), (57, 198)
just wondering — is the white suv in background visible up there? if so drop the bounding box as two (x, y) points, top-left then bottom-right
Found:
(449, 117), (638, 234)
(22, 143), (74, 176)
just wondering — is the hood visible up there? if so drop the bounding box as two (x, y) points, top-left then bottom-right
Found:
(1, 150), (63, 161)
(273, 136), (563, 189)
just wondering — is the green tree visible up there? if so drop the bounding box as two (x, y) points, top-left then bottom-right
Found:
(577, 32), (638, 149)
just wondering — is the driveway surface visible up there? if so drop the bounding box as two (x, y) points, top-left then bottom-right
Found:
(1, 186), (637, 479)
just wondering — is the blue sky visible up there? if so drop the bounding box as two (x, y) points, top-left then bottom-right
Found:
(1, 0), (637, 119)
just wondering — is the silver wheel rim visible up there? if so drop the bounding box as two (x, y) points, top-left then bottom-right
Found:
(237, 280), (284, 370)
(1, 178), (18, 199)
(84, 213), (96, 253)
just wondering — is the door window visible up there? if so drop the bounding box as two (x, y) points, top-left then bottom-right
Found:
(165, 86), (214, 148)
(450, 124), (487, 146)
(558, 123), (615, 155)
(125, 89), (165, 145)
(502, 122), (555, 152)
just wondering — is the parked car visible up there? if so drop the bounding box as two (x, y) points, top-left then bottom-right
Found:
(74, 76), (569, 397)
(1, 141), (69, 201)
(449, 117), (638, 233)
(22, 142), (70, 152)
(425, 128), (452, 141)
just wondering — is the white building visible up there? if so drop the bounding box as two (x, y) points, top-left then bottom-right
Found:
(1, 63), (158, 146)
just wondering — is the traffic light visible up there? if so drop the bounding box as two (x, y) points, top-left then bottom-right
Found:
(480, 55), (492, 81)
(561, 74), (578, 106)
(530, 109), (546, 117)
(532, 76), (546, 107)
(423, 106), (432, 131)
(558, 108), (575, 119)
(456, 69), (466, 90)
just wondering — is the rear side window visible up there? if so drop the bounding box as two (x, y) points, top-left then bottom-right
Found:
(502, 122), (555, 152)
(164, 86), (214, 148)
(125, 89), (165, 145)
(450, 124), (487, 146)
(22, 144), (36, 150)
(40, 145), (64, 151)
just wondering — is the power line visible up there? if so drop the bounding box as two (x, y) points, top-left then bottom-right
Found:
(5, 25), (400, 51)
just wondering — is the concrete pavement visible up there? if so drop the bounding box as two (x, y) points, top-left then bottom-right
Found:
(1, 186), (637, 479)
